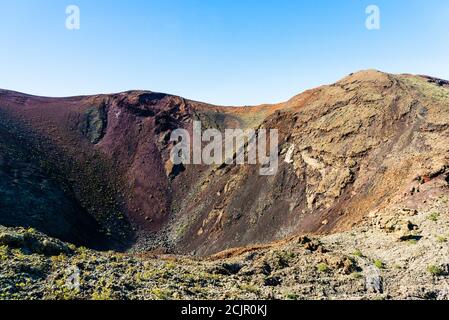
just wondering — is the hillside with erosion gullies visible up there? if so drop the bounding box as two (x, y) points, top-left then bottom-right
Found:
(0, 70), (448, 299)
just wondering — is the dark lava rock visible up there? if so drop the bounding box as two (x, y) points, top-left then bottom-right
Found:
(264, 276), (282, 287)
(209, 262), (242, 276)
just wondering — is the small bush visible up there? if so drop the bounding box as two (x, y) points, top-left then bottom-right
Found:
(51, 254), (67, 265)
(317, 263), (329, 273)
(427, 265), (443, 276)
(374, 260), (385, 269)
(91, 287), (113, 300)
(150, 288), (172, 300)
(0, 245), (8, 260)
(285, 293), (298, 300)
(276, 251), (295, 268)
(11, 249), (26, 261)
(428, 212), (439, 222)
(239, 284), (260, 294)
(26, 227), (36, 234)
(352, 249), (363, 258)
(52, 278), (80, 300)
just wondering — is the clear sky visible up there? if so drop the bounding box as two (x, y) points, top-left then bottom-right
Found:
(1, 0), (448, 105)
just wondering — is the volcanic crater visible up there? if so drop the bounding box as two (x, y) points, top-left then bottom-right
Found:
(1, 70), (448, 256)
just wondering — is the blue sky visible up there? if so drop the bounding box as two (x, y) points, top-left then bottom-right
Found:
(0, 0), (448, 105)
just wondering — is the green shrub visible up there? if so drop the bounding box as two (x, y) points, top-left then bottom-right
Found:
(52, 278), (80, 300)
(428, 212), (439, 222)
(150, 288), (172, 300)
(285, 293), (298, 300)
(0, 245), (8, 260)
(91, 287), (113, 300)
(239, 284), (260, 294)
(11, 248), (26, 261)
(352, 249), (363, 257)
(276, 251), (295, 268)
(51, 254), (67, 265)
(374, 260), (385, 269)
(317, 263), (329, 273)
(427, 265), (443, 276)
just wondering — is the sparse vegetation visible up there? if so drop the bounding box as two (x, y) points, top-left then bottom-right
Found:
(0, 219), (448, 300)
(0, 245), (8, 260)
(51, 254), (67, 265)
(11, 248), (26, 261)
(352, 249), (363, 257)
(91, 287), (113, 300)
(428, 212), (440, 222)
(275, 251), (295, 268)
(317, 263), (329, 273)
(51, 278), (80, 300)
(150, 288), (172, 300)
(374, 260), (385, 269)
(427, 265), (444, 276)
(239, 284), (260, 294)
(285, 293), (298, 300)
